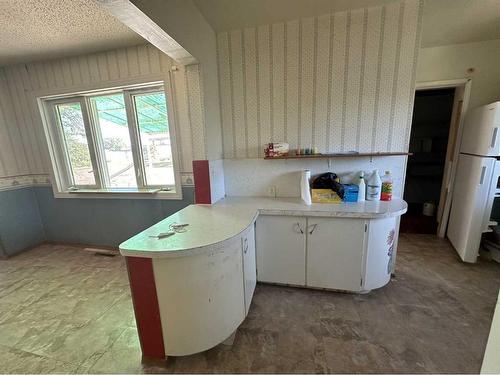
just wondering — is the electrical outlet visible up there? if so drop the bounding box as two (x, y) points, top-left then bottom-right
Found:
(268, 185), (277, 197)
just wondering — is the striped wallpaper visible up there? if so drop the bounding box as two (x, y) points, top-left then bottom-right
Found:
(217, 0), (423, 159)
(0, 44), (205, 187)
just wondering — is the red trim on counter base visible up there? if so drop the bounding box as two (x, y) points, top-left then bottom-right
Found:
(193, 160), (211, 204)
(126, 256), (165, 359)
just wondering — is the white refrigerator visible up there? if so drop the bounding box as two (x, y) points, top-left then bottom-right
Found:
(447, 101), (500, 263)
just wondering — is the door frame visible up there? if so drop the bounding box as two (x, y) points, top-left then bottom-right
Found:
(411, 78), (472, 237)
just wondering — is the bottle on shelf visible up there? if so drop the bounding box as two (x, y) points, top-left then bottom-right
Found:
(381, 170), (393, 201)
(357, 171), (366, 202)
(366, 169), (381, 201)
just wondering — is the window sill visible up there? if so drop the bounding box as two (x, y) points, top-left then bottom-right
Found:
(53, 187), (183, 200)
(69, 188), (162, 194)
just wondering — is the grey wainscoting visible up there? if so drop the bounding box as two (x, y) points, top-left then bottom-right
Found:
(0, 186), (45, 256)
(0, 185), (194, 255)
(34, 186), (195, 248)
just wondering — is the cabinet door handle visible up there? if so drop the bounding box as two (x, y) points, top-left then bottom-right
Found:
(480, 166), (487, 185)
(491, 127), (498, 149)
(243, 238), (248, 254)
(308, 224), (318, 235)
(294, 222), (304, 234)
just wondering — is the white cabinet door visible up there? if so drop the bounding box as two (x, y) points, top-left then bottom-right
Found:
(306, 218), (365, 292)
(256, 216), (306, 286)
(242, 223), (256, 315)
(363, 217), (397, 291)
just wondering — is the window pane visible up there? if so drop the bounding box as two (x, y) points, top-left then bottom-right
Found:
(92, 94), (137, 188)
(134, 92), (175, 186)
(56, 102), (96, 186)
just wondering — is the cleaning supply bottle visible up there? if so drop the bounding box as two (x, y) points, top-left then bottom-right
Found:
(381, 170), (393, 201)
(300, 169), (312, 205)
(366, 169), (381, 201)
(357, 171), (366, 202)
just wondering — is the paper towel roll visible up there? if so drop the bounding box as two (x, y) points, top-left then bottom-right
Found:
(301, 170), (312, 206)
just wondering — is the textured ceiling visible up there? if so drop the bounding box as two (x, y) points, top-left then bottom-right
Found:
(0, 0), (144, 66)
(193, 0), (399, 32)
(193, 0), (500, 47)
(421, 0), (500, 47)
(1, 0), (499, 67)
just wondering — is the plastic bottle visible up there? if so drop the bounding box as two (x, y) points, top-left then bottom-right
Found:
(381, 171), (393, 201)
(301, 169), (312, 205)
(357, 172), (366, 202)
(366, 169), (381, 201)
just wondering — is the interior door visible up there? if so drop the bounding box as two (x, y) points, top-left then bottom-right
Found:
(306, 218), (365, 291)
(437, 86), (464, 237)
(447, 154), (495, 262)
(256, 216), (306, 286)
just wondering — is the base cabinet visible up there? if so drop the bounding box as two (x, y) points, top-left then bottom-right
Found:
(363, 216), (397, 290)
(256, 216), (306, 286)
(306, 218), (365, 291)
(242, 224), (256, 314)
(256, 214), (398, 292)
(152, 237), (245, 356)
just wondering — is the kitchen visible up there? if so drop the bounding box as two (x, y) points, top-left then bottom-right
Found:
(0, 0), (500, 374)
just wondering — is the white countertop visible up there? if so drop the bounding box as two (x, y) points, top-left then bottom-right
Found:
(119, 197), (407, 258)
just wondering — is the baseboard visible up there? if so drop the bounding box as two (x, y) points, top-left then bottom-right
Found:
(43, 241), (120, 252)
(0, 241), (120, 259)
(0, 241), (46, 259)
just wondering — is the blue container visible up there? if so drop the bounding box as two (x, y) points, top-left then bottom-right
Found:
(342, 184), (359, 203)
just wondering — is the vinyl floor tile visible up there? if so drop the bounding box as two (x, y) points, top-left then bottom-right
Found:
(0, 236), (499, 373)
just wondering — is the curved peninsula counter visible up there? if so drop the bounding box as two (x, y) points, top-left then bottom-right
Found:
(120, 197), (407, 358)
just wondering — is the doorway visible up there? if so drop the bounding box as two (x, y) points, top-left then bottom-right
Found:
(401, 88), (457, 234)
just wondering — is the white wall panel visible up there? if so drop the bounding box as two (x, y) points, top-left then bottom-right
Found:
(271, 23), (285, 143)
(217, 0), (423, 157)
(0, 72), (19, 175)
(5, 68), (37, 173)
(243, 28), (259, 158)
(344, 9), (364, 152)
(0, 70), (28, 175)
(285, 20), (300, 153)
(0, 44), (204, 182)
(217, 32), (234, 159)
(126, 47), (140, 77)
(229, 30), (246, 159)
(185, 64), (206, 161)
(330, 11), (348, 152)
(314, 15), (331, 153)
(224, 156), (408, 198)
(147, 45), (162, 75)
(359, 6), (382, 152)
(106, 51), (120, 82)
(299, 17), (315, 150)
(393, 0), (422, 151)
(172, 66), (193, 173)
(257, 25), (272, 152)
(61, 58), (75, 86)
(374, 2), (400, 151)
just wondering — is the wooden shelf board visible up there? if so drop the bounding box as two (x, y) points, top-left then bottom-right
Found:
(264, 152), (412, 160)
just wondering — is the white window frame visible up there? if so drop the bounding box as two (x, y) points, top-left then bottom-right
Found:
(39, 80), (183, 200)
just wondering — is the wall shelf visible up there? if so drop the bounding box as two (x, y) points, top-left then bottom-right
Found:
(264, 152), (412, 160)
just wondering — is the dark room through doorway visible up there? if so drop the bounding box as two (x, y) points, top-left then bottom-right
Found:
(401, 88), (456, 234)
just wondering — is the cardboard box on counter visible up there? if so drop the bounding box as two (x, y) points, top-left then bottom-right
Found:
(311, 189), (342, 203)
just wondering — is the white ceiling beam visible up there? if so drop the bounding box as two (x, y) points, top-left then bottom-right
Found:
(94, 0), (197, 65)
